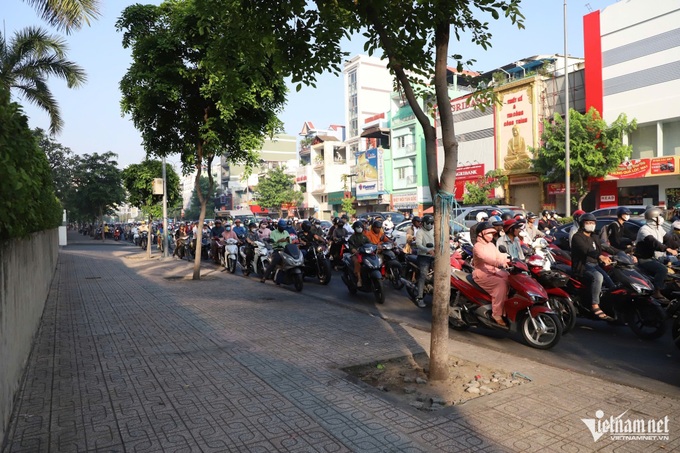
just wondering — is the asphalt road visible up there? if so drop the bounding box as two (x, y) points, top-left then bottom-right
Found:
(269, 261), (680, 398)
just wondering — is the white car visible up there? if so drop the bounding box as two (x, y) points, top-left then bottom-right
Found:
(389, 221), (412, 247)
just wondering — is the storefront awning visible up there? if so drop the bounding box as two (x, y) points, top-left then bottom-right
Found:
(361, 126), (390, 139)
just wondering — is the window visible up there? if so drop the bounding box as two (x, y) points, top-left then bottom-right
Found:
(397, 167), (407, 179)
(630, 124), (657, 159)
(663, 121), (680, 156)
(396, 136), (406, 148)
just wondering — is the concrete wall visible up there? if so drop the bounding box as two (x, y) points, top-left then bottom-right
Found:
(0, 229), (58, 443)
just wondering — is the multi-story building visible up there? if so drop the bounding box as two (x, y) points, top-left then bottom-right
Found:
(584, 0), (680, 209)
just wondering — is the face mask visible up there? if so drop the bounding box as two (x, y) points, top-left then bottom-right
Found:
(622, 215), (630, 221)
(355, 228), (363, 234)
(584, 224), (596, 233)
(277, 227), (285, 232)
(657, 217), (665, 226)
(250, 228), (257, 232)
(226, 227), (231, 231)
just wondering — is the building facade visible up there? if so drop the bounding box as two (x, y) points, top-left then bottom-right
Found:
(584, 0), (680, 209)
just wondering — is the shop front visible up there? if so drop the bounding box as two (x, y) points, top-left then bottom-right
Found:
(391, 191), (418, 216)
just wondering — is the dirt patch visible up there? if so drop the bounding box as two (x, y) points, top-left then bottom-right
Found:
(344, 352), (530, 410)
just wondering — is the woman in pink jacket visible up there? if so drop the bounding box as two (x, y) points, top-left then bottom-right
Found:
(472, 222), (510, 326)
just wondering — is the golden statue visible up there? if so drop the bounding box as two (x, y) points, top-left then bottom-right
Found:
(505, 124), (531, 171)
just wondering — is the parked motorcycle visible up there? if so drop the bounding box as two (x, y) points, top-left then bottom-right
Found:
(380, 242), (404, 290)
(340, 243), (385, 304)
(449, 259), (563, 349)
(302, 241), (332, 285)
(271, 243), (305, 291)
(223, 238), (239, 273)
(553, 252), (667, 340)
(400, 254), (433, 303)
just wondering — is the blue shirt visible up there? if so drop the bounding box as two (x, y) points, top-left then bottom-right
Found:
(233, 225), (247, 237)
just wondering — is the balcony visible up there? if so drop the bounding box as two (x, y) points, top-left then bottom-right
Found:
(406, 175), (417, 185)
(311, 185), (326, 194)
(299, 145), (311, 156)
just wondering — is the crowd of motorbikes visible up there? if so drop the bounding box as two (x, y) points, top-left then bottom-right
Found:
(122, 215), (679, 352)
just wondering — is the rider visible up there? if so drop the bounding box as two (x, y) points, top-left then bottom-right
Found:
(568, 210), (586, 248)
(538, 210), (552, 233)
(571, 213), (613, 321)
(404, 216), (422, 254)
(524, 212), (542, 241)
(348, 220), (371, 287)
(210, 219), (226, 263)
(605, 207), (635, 253)
(298, 220), (323, 258)
(232, 219), (247, 238)
(414, 215), (435, 308)
(364, 220), (391, 247)
(470, 212), (489, 245)
(496, 219), (525, 261)
(258, 220), (271, 240)
(472, 221), (511, 327)
(635, 207), (678, 300)
(221, 222), (239, 241)
(261, 220), (291, 284)
(243, 221), (260, 269)
(383, 215), (394, 232)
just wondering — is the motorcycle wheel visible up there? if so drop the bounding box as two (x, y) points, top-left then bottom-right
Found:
(293, 273), (304, 292)
(389, 264), (404, 290)
(406, 282), (417, 301)
(228, 257), (236, 274)
(317, 259), (332, 285)
(448, 296), (469, 331)
(548, 296), (577, 334)
(672, 317), (680, 350)
(520, 313), (562, 349)
(372, 277), (385, 304)
(625, 303), (667, 340)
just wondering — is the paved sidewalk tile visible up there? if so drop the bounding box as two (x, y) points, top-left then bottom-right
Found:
(2, 240), (679, 452)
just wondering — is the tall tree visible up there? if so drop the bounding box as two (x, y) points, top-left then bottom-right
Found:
(22, 0), (101, 34)
(533, 107), (637, 210)
(183, 176), (212, 221)
(33, 127), (76, 201)
(118, 0), (286, 279)
(68, 152), (125, 229)
(254, 166), (303, 212)
(0, 26), (87, 134)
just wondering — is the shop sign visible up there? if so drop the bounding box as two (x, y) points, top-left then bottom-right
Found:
(509, 175), (540, 185)
(456, 163), (485, 180)
(355, 147), (384, 197)
(547, 183), (577, 195)
(606, 156), (677, 180)
(600, 195), (616, 203)
(327, 191), (346, 205)
(393, 191), (418, 208)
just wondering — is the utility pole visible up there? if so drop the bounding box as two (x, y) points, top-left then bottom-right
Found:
(564, 0), (571, 216)
(162, 157), (169, 258)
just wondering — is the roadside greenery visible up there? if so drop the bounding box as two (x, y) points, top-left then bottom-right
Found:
(0, 86), (62, 241)
(122, 159), (181, 220)
(254, 166), (303, 212)
(183, 176), (212, 221)
(463, 169), (507, 205)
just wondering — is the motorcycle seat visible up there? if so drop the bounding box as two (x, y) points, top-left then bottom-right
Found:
(405, 254), (418, 264)
(467, 274), (489, 295)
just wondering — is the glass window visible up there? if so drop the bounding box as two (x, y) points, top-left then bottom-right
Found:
(663, 121), (680, 156)
(630, 124), (657, 159)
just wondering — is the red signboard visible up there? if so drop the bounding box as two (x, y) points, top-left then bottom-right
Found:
(546, 183), (577, 195)
(606, 157), (677, 180)
(454, 164), (486, 199)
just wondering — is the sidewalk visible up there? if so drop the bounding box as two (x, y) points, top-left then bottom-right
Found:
(2, 232), (678, 452)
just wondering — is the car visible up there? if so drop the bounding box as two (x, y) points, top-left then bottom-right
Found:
(389, 219), (470, 247)
(319, 220), (332, 235)
(450, 205), (526, 229)
(590, 205), (648, 218)
(358, 211), (406, 225)
(551, 216), (668, 251)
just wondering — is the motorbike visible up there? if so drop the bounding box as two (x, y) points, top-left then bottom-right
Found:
(301, 240), (332, 285)
(222, 238), (239, 273)
(400, 254), (433, 303)
(340, 243), (385, 304)
(271, 243), (305, 291)
(669, 301), (680, 349)
(380, 242), (404, 290)
(553, 252), (667, 340)
(449, 259), (563, 349)
(139, 231), (149, 249)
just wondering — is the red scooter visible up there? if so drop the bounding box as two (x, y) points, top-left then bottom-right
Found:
(449, 259), (563, 349)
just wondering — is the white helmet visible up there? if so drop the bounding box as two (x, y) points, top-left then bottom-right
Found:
(476, 212), (489, 222)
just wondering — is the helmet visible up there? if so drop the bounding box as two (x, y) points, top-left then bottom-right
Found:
(616, 207), (632, 218)
(337, 219), (345, 227)
(332, 217), (339, 225)
(579, 213), (597, 229)
(422, 215), (434, 230)
(514, 213), (525, 221)
(314, 219), (321, 225)
(489, 215), (502, 225)
(542, 210), (550, 217)
(476, 212), (489, 222)
(500, 212), (512, 221)
(287, 219), (293, 226)
(503, 219), (519, 233)
(277, 219), (287, 229)
(527, 212), (537, 219)
(249, 221), (258, 228)
(371, 220), (383, 229)
(412, 216), (422, 224)
(490, 210), (501, 216)
(644, 207), (662, 221)
(352, 221), (364, 232)
(301, 220), (312, 232)
(476, 222), (496, 237)
(673, 220), (680, 231)
(572, 209), (586, 221)
(341, 214), (349, 220)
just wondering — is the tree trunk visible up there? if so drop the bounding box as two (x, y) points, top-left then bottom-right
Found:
(146, 214), (152, 259)
(577, 191), (589, 211)
(192, 138), (215, 280)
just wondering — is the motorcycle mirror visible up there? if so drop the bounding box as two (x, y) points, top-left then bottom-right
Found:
(426, 243), (434, 248)
(498, 245), (508, 253)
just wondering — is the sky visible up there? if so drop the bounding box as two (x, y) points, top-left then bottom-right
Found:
(2, 0), (621, 169)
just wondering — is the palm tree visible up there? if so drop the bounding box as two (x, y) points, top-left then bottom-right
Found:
(0, 26), (87, 134)
(23, 0), (101, 34)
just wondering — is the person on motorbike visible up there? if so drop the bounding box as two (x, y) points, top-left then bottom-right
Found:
(404, 216), (422, 254)
(209, 219), (226, 263)
(258, 221), (271, 240)
(283, 219), (296, 235)
(496, 219), (525, 261)
(635, 207), (678, 299)
(348, 221), (371, 287)
(469, 211), (489, 245)
(571, 213), (613, 320)
(549, 211), (561, 228)
(221, 222), (239, 241)
(524, 212), (542, 241)
(364, 220), (391, 247)
(414, 215), (435, 308)
(383, 215), (394, 232)
(664, 221), (680, 266)
(261, 220), (291, 284)
(329, 219), (349, 267)
(605, 207), (635, 253)
(243, 221), (260, 269)
(298, 220), (324, 256)
(568, 210), (586, 248)
(538, 210), (552, 233)
(472, 222), (511, 327)
(488, 215), (504, 244)
(327, 217), (339, 239)
(232, 219), (247, 238)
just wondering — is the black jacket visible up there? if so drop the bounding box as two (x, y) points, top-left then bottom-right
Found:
(605, 221), (633, 251)
(571, 231), (602, 278)
(664, 231), (680, 250)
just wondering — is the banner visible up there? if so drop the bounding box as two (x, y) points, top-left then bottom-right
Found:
(355, 148), (384, 198)
(605, 156), (677, 180)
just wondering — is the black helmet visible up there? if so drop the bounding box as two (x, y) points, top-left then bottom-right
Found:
(617, 207), (632, 218)
(541, 210), (550, 217)
(249, 221), (258, 229)
(352, 221), (364, 232)
(301, 220), (312, 232)
(527, 212), (537, 219)
(579, 213), (597, 229)
(332, 217), (339, 225)
(476, 221), (495, 236)
(412, 216), (422, 224)
(371, 220), (383, 229)
(287, 219), (293, 226)
(644, 207), (662, 221)
(314, 219), (321, 225)
(500, 212), (512, 221)
(422, 215), (434, 230)
(341, 214), (349, 220)
(337, 219), (345, 227)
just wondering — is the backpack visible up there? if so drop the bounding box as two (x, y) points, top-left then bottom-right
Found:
(599, 222), (611, 245)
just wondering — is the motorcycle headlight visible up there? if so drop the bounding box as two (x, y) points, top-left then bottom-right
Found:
(526, 291), (546, 303)
(631, 282), (652, 294)
(317, 245), (324, 253)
